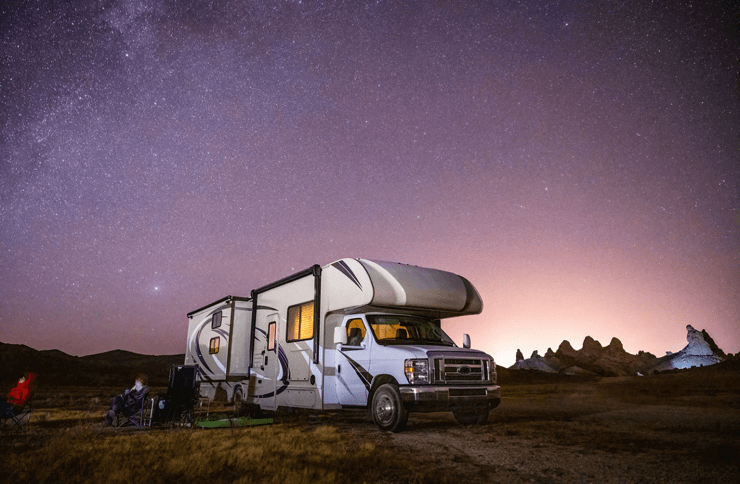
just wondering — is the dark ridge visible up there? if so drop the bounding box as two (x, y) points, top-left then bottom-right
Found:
(0, 341), (184, 387)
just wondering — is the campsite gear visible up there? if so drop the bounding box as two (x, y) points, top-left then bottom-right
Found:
(0, 400), (32, 430)
(151, 365), (198, 426)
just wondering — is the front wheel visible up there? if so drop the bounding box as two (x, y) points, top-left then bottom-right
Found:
(371, 384), (408, 432)
(453, 408), (489, 426)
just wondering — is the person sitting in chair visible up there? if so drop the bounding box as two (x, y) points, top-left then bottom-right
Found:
(105, 374), (149, 426)
(0, 373), (35, 420)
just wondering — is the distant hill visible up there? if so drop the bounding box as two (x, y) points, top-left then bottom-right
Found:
(0, 342), (184, 388)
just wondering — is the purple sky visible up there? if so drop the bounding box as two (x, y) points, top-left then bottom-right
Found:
(1, 0), (738, 367)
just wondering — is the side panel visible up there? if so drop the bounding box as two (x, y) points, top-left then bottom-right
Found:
(184, 301), (232, 382)
(322, 259), (374, 313)
(254, 275), (321, 410)
(228, 302), (253, 376)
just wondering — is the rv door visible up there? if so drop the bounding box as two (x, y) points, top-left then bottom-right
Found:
(336, 316), (371, 406)
(262, 313), (278, 410)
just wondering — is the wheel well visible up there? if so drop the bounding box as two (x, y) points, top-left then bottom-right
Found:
(233, 385), (244, 403)
(368, 375), (399, 405)
(214, 386), (228, 402)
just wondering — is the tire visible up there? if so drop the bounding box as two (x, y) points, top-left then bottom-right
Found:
(371, 384), (408, 432)
(453, 408), (489, 426)
(233, 388), (245, 417)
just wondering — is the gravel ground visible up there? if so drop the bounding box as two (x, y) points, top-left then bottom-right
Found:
(325, 377), (740, 484)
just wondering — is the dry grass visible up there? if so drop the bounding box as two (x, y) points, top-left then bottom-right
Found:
(3, 370), (739, 483)
(0, 392), (453, 484)
(2, 424), (437, 484)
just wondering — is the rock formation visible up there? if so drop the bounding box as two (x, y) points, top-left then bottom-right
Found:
(516, 349), (524, 362)
(509, 325), (725, 376)
(647, 325), (725, 374)
(510, 349), (557, 372)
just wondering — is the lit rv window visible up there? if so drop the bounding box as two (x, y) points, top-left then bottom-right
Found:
(367, 315), (456, 346)
(286, 301), (314, 342)
(209, 337), (220, 354)
(212, 310), (222, 329)
(267, 322), (276, 351)
(346, 318), (366, 345)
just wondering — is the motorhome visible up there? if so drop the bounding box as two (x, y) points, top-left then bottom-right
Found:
(185, 258), (500, 431)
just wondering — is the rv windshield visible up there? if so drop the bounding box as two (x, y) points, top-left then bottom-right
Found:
(366, 315), (456, 346)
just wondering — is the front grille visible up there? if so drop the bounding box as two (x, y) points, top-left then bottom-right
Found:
(433, 357), (488, 384)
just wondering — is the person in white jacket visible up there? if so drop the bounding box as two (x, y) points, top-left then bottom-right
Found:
(104, 375), (149, 426)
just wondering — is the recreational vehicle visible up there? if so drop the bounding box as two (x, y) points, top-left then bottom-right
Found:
(185, 258), (500, 431)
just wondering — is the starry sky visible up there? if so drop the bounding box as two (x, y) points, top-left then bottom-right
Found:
(1, 0), (738, 367)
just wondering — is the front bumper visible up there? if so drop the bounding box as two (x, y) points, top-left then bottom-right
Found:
(399, 384), (501, 408)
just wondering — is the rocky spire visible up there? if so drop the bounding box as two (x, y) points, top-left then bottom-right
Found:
(701, 329), (726, 358)
(516, 349), (524, 362)
(557, 340), (576, 356)
(683, 325), (714, 356)
(582, 336), (603, 354)
(608, 337), (623, 351)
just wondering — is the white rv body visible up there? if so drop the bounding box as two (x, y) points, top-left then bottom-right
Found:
(185, 258), (500, 429)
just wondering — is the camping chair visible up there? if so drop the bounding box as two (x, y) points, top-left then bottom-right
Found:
(114, 391), (151, 428)
(0, 403), (32, 430)
(155, 365), (198, 426)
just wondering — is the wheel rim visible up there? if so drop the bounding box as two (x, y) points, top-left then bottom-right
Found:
(375, 394), (394, 424)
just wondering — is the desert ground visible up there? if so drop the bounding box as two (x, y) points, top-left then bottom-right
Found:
(1, 368), (738, 483)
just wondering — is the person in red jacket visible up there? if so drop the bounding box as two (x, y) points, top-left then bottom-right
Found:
(8, 373), (35, 406)
(1, 373), (35, 419)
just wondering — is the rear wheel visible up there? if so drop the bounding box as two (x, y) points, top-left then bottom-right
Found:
(453, 408), (489, 426)
(371, 384), (408, 432)
(233, 388), (245, 417)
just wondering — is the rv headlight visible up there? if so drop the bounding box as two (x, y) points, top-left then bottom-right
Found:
(404, 359), (429, 384)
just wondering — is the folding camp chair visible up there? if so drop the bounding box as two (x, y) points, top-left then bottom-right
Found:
(154, 365), (198, 426)
(0, 404), (32, 430)
(114, 391), (151, 428)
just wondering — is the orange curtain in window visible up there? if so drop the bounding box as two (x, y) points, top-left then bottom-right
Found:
(288, 301), (314, 341)
(299, 302), (314, 340)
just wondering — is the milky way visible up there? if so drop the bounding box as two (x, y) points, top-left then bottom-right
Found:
(1, 0), (738, 366)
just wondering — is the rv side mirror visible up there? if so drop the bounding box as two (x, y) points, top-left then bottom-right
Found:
(334, 327), (347, 346)
(463, 334), (471, 349)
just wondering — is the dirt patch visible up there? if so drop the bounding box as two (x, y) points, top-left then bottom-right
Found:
(324, 374), (740, 483)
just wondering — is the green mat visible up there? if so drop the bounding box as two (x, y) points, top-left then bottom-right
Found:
(196, 417), (274, 428)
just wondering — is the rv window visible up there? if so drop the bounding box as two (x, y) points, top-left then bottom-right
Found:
(209, 337), (220, 354)
(286, 301), (314, 342)
(212, 311), (222, 329)
(367, 315), (456, 347)
(267, 322), (276, 351)
(346, 318), (366, 345)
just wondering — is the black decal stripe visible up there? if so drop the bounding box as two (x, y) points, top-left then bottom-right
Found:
(278, 346), (290, 383)
(256, 305), (278, 311)
(194, 321), (214, 374)
(332, 261), (363, 290)
(340, 351), (373, 390)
